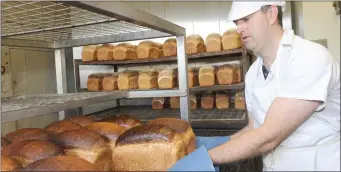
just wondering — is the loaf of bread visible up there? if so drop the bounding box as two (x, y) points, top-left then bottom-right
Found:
(199, 66), (216, 86)
(170, 97), (180, 109)
(87, 73), (105, 91)
(216, 64), (239, 85)
(117, 70), (139, 90)
(85, 122), (125, 170)
(205, 33), (223, 52)
(2, 140), (64, 167)
(2, 137), (11, 148)
(188, 68), (199, 88)
(201, 93), (215, 109)
(186, 34), (206, 54)
(163, 38), (177, 57)
(66, 115), (96, 127)
(152, 97), (165, 110)
(112, 124), (186, 171)
(102, 73), (118, 91)
(222, 29), (243, 50)
(43, 120), (82, 137)
(4, 128), (48, 143)
(137, 41), (163, 59)
(100, 114), (142, 130)
(21, 156), (98, 171)
(97, 44), (115, 61)
(138, 70), (158, 90)
(82, 45), (99, 61)
(1, 154), (23, 171)
(158, 69), (178, 89)
(216, 93), (230, 109)
(147, 118), (196, 154)
(113, 43), (137, 60)
(52, 128), (111, 171)
(235, 91), (246, 110)
(170, 95), (197, 109)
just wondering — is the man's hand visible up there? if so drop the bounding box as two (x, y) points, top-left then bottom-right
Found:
(208, 97), (321, 164)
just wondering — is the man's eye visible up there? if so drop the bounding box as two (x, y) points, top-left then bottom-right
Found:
(243, 17), (249, 22)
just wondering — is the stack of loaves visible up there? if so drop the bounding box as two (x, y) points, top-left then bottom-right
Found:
(1, 115), (196, 171)
(86, 63), (241, 91)
(81, 29), (242, 62)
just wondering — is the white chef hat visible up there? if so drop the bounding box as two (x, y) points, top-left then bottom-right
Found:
(227, 1), (286, 22)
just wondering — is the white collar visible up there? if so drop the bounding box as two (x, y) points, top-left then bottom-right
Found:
(257, 29), (295, 74)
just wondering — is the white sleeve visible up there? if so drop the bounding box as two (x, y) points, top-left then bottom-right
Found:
(277, 49), (334, 110)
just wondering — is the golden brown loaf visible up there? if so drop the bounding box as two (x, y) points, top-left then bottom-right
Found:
(87, 73), (105, 91)
(4, 128), (48, 143)
(199, 66), (216, 86)
(235, 91), (246, 110)
(1, 154), (23, 171)
(216, 64), (239, 85)
(2, 137), (11, 148)
(102, 73), (118, 91)
(97, 44), (115, 61)
(53, 128), (111, 171)
(67, 115), (96, 127)
(216, 93), (230, 109)
(137, 41), (163, 59)
(152, 97), (165, 110)
(147, 118), (196, 155)
(188, 68), (199, 88)
(43, 120), (82, 137)
(101, 114), (142, 130)
(163, 38), (177, 57)
(85, 122), (125, 145)
(170, 97), (180, 109)
(201, 93), (215, 109)
(222, 29), (243, 50)
(138, 70), (159, 90)
(117, 70), (139, 90)
(112, 43), (137, 60)
(3, 140), (64, 167)
(205, 33), (223, 52)
(158, 68), (178, 89)
(112, 124), (186, 171)
(85, 122), (126, 170)
(21, 156), (99, 171)
(186, 34), (206, 54)
(82, 45), (99, 61)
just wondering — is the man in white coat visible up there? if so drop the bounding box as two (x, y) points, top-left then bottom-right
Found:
(208, 1), (340, 171)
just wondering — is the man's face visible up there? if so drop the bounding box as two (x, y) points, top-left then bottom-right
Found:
(234, 9), (270, 53)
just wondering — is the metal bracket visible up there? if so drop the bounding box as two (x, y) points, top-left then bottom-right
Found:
(333, 1), (340, 15)
(1, 66), (5, 75)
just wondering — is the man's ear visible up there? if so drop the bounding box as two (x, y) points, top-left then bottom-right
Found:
(268, 5), (279, 25)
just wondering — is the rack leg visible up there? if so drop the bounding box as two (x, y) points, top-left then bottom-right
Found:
(55, 49), (67, 120)
(176, 35), (191, 122)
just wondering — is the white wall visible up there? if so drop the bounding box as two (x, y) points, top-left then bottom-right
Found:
(302, 2), (340, 65)
(1, 46), (59, 135)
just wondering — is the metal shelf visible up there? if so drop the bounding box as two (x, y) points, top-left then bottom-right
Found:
(1, 1), (185, 48)
(1, 92), (127, 123)
(75, 48), (248, 65)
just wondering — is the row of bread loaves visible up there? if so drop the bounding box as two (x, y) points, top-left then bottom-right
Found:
(1, 114), (196, 171)
(87, 69), (178, 91)
(82, 29), (242, 61)
(152, 90), (245, 110)
(87, 64), (241, 91)
(82, 41), (164, 61)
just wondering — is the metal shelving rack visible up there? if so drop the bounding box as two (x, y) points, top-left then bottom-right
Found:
(1, 1), (190, 123)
